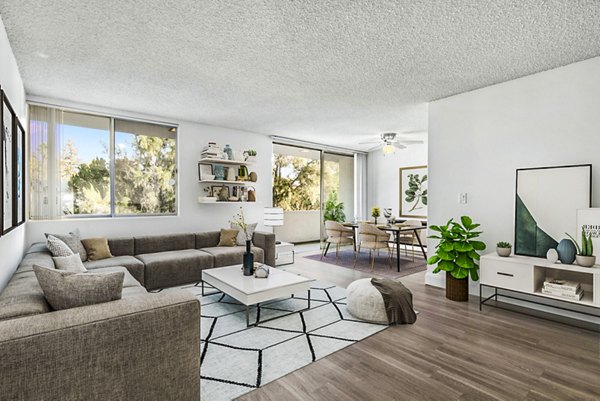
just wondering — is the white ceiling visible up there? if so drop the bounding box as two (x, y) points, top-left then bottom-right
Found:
(1, 1), (600, 150)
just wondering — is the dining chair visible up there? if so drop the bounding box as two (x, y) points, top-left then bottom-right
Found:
(354, 223), (392, 271)
(322, 221), (355, 263)
(396, 219), (423, 261)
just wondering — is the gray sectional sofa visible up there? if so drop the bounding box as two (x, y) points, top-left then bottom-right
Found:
(0, 230), (276, 401)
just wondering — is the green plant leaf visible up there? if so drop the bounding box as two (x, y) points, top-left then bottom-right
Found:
(470, 240), (486, 251)
(428, 235), (442, 240)
(454, 241), (474, 252)
(432, 266), (441, 274)
(455, 252), (475, 269)
(451, 267), (469, 279)
(468, 250), (481, 260)
(461, 216), (473, 229)
(441, 242), (455, 252)
(427, 255), (440, 265)
(438, 260), (456, 272)
(469, 268), (479, 281)
(437, 249), (456, 261)
(429, 225), (442, 232)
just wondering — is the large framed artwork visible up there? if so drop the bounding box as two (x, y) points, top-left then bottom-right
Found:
(399, 165), (427, 218)
(515, 164), (592, 258)
(1, 88), (16, 234)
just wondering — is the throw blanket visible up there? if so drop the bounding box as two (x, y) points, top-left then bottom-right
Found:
(371, 278), (417, 325)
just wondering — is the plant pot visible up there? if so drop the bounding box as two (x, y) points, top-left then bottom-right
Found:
(496, 247), (511, 257)
(575, 255), (596, 268)
(445, 272), (469, 302)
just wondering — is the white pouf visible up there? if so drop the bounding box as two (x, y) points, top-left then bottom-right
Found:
(346, 278), (388, 324)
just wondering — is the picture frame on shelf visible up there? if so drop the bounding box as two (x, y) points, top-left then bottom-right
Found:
(399, 165), (427, 218)
(515, 164), (592, 258)
(211, 185), (230, 199)
(198, 163), (213, 180)
(1, 88), (16, 234)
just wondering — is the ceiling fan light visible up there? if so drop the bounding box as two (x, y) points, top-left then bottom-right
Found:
(383, 144), (395, 154)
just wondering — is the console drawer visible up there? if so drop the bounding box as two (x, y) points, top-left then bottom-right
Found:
(480, 259), (533, 293)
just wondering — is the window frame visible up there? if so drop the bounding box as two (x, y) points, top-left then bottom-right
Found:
(28, 103), (179, 219)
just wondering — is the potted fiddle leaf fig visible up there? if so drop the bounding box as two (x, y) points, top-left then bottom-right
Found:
(427, 216), (486, 301)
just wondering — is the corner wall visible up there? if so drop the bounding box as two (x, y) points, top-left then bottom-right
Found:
(427, 56), (600, 291)
(25, 98), (273, 248)
(0, 16), (26, 291)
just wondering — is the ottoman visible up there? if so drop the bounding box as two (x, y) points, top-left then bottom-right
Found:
(346, 278), (388, 324)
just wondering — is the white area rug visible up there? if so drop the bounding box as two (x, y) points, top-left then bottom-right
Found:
(159, 280), (388, 401)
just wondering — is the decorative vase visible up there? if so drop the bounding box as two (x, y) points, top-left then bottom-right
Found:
(238, 165), (249, 180)
(224, 144), (233, 160)
(557, 239), (577, 264)
(248, 187), (256, 202)
(249, 171), (258, 182)
(496, 247), (511, 257)
(213, 164), (225, 180)
(226, 167), (236, 181)
(373, 217), (378, 225)
(575, 255), (596, 267)
(546, 248), (559, 263)
(243, 240), (254, 276)
(446, 272), (468, 302)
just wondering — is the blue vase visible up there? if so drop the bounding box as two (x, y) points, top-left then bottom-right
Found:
(213, 164), (225, 180)
(557, 239), (576, 264)
(224, 145), (233, 160)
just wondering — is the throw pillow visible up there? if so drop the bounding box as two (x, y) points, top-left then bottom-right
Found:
(52, 253), (88, 273)
(46, 235), (75, 257)
(82, 237), (113, 261)
(218, 229), (239, 247)
(33, 265), (124, 311)
(230, 222), (258, 246)
(45, 229), (88, 262)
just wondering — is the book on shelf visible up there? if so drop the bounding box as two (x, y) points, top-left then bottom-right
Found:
(541, 287), (584, 301)
(542, 279), (581, 293)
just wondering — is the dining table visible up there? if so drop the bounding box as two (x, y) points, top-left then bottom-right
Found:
(335, 222), (428, 272)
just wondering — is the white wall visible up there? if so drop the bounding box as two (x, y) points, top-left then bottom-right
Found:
(274, 210), (320, 243)
(427, 56), (600, 292)
(0, 16), (27, 291)
(25, 97), (273, 246)
(367, 143), (428, 219)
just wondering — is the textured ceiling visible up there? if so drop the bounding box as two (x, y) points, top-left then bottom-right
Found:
(1, 1), (600, 150)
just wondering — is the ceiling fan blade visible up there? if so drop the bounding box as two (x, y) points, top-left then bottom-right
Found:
(358, 140), (381, 145)
(397, 140), (424, 145)
(368, 144), (383, 152)
(393, 143), (407, 150)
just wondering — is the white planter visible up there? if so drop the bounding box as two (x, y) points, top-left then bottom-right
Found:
(496, 247), (511, 257)
(575, 255), (596, 267)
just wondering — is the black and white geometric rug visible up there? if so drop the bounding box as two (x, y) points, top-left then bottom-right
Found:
(161, 280), (388, 401)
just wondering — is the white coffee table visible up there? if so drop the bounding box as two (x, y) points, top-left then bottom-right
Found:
(201, 265), (315, 327)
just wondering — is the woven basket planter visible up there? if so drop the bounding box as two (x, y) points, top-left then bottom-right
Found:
(445, 272), (469, 302)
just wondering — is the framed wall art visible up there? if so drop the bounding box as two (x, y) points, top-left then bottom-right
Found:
(399, 165), (427, 218)
(14, 119), (25, 226)
(1, 88), (16, 234)
(515, 164), (592, 258)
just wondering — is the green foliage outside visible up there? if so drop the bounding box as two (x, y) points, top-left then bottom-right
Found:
(427, 216), (486, 280)
(323, 190), (345, 223)
(405, 173), (427, 212)
(272, 154), (320, 210)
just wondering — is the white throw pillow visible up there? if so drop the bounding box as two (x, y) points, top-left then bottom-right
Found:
(230, 222), (258, 246)
(52, 253), (88, 273)
(47, 235), (75, 257)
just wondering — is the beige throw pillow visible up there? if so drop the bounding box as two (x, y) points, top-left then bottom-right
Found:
(218, 229), (239, 247)
(33, 265), (124, 311)
(230, 222), (258, 246)
(52, 253), (88, 273)
(82, 237), (113, 261)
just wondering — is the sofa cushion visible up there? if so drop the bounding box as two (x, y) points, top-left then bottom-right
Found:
(15, 251), (55, 274)
(134, 233), (195, 255)
(82, 237), (113, 261)
(0, 271), (51, 321)
(201, 246), (264, 268)
(231, 222), (258, 246)
(84, 256), (145, 286)
(45, 230), (88, 262)
(108, 237), (135, 256)
(26, 242), (50, 255)
(33, 265), (124, 311)
(195, 231), (220, 249)
(136, 249), (213, 290)
(218, 229), (238, 247)
(121, 286), (149, 298)
(53, 254), (87, 273)
(46, 235), (75, 257)
(90, 266), (144, 289)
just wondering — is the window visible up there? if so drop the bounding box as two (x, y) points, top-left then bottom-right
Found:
(29, 105), (177, 219)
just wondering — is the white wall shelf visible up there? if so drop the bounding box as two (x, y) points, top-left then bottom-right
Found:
(197, 200), (256, 204)
(199, 180), (254, 186)
(199, 158), (254, 166)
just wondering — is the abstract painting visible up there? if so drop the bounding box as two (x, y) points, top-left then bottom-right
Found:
(1, 89), (14, 233)
(515, 164), (591, 257)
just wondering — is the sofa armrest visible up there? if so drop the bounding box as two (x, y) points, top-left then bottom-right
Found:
(253, 231), (276, 266)
(0, 292), (200, 401)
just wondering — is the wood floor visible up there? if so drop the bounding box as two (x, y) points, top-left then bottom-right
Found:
(236, 251), (600, 401)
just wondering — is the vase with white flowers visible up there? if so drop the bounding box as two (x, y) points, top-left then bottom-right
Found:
(231, 207), (254, 275)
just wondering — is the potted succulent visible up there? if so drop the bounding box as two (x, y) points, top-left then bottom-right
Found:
(371, 207), (381, 225)
(496, 241), (512, 257)
(566, 229), (596, 267)
(427, 216), (486, 302)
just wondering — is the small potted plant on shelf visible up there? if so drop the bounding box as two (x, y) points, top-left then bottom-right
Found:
(244, 150), (257, 163)
(427, 216), (486, 302)
(566, 228), (596, 267)
(371, 207), (381, 225)
(496, 241), (512, 257)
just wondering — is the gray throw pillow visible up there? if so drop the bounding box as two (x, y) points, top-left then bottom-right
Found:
(45, 229), (88, 262)
(47, 235), (75, 257)
(231, 222), (258, 246)
(33, 265), (124, 310)
(52, 253), (88, 273)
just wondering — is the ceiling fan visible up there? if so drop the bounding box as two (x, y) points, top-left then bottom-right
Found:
(359, 132), (425, 154)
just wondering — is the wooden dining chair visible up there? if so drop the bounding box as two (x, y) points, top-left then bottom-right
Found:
(396, 219), (423, 261)
(354, 223), (392, 271)
(322, 221), (355, 263)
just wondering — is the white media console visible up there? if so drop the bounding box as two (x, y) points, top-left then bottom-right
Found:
(480, 253), (600, 316)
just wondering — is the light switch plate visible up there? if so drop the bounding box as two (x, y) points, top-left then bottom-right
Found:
(459, 193), (468, 204)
